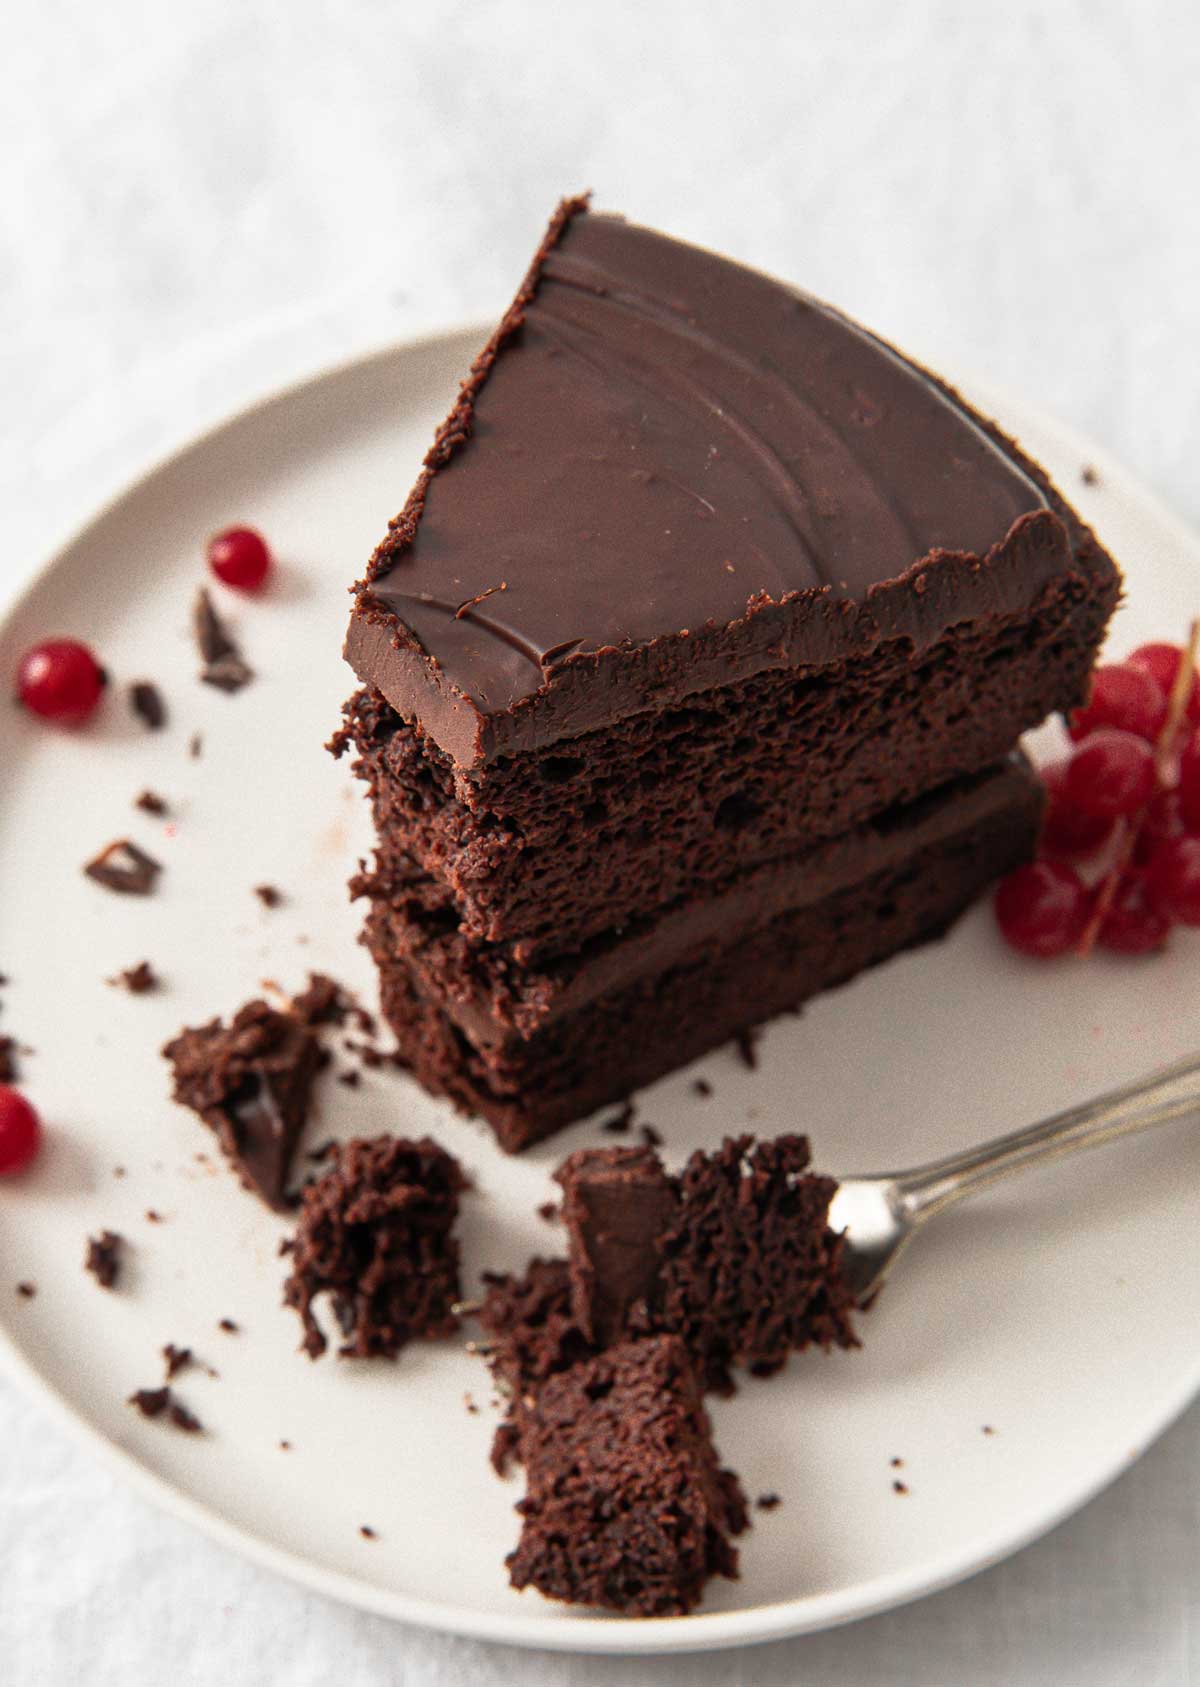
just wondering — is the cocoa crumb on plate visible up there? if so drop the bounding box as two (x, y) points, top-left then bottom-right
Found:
(84, 839), (161, 896)
(135, 789), (169, 816)
(85, 1230), (124, 1289)
(129, 681), (167, 730)
(127, 1386), (203, 1433)
(108, 961), (160, 994)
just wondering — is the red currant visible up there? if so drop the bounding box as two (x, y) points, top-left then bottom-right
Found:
(1069, 663), (1167, 744)
(207, 526), (272, 591)
(1179, 729), (1200, 833)
(1097, 871), (1172, 954)
(1127, 643), (1200, 726)
(1065, 728), (1157, 819)
(1144, 835), (1200, 926)
(15, 638), (106, 724)
(1133, 788), (1187, 865)
(994, 861), (1091, 958)
(0, 1087), (42, 1175)
(1039, 760), (1114, 859)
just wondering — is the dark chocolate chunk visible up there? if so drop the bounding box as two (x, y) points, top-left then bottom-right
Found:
(554, 1146), (677, 1346)
(108, 960), (159, 994)
(129, 681), (167, 730)
(194, 588), (253, 692)
(85, 1230), (124, 1290)
(507, 1336), (747, 1616)
(163, 1000), (321, 1210)
(282, 1135), (466, 1360)
(84, 839), (162, 896)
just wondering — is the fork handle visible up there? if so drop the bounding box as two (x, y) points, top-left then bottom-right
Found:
(894, 1052), (1200, 1226)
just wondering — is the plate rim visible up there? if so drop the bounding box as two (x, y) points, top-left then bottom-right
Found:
(2, 322), (1198, 1657)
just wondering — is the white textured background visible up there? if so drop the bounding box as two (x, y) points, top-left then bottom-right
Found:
(3, 2), (1198, 1681)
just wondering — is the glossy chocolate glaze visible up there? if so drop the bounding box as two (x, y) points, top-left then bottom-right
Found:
(349, 200), (1103, 767)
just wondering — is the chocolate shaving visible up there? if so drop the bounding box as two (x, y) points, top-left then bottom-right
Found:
(84, 839), (161, 896)
(108, 960), (160, 994)
(454, 581), (507, 619)
(85, 1230), (124, 1289)
(129, 681), (167, 730)
(194, 589), (253, 692)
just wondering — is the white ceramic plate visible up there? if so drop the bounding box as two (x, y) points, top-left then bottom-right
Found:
(1, 327), (1198, 1657)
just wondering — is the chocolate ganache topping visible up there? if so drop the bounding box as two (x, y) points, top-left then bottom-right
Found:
(348, 197), (1082, 767)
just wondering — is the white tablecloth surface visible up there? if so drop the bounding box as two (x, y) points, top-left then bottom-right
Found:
(3, 4), (1198, 1681)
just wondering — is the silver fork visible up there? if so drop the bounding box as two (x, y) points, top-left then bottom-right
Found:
(829, 1053), (1200, 1305)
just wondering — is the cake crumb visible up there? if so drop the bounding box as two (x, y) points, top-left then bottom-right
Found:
(135, 789), (169, 817)
(84, 839), (161, 896)
(359, 1525), (377, 1540)
(536, 1201), (560, 1224)
(639, 1122), (663, 1149)
(128, 1386), (203, 1433)
(113, 1166), (126, 1179)
(129, 681), (167, 731)
(890, 1456), (904, 1468)
(893, 1480), (910, 1495)
(218, 1318), (239, 1334)
(982, 1424), (997, 1436)
(162, 1344), (193, 1379)
(145, 1209), (164, 1224)
(85, 1230), (124, 1290)
(755, 1492), (782, 1511)
(600, 1101), (634, 1135)
(279, 1439), (292, 1451)
(16, 1282), (36, 1299)
(188, 733), (203, 760)
(691, 1078), (713, 1098)
(336, 1069), (361, 1089)
(254, 884), (284, 909)
(108, 960), (160, 994)
(1081, 464), (1100, 486)
(464, 1393), (479, 1415)
(734, 1029), (759, 1070)
(0, 1035), (19, 1083)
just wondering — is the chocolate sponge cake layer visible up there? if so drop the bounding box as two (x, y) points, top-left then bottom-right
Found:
(338, 566), (1110, 959)
(366, 757), (1042, 1151)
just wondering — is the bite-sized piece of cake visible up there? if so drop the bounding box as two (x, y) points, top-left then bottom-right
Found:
(363, 756), (1043, 1149)
(551, 1135), (855, 1391)
(554, 1146), (677, 1344)
(282, 1135), (465, 1359)
(507, 1335), (747, 1617)
(478, 1257), (593, 1474)
(163, 1000), (321, 1210)
(644, 1135), (857, 1395)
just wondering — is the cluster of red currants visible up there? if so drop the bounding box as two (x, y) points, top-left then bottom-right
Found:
(995, 639), (1200, 958)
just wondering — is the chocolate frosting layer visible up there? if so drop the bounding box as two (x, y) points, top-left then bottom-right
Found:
(349, 199), (1097, 767)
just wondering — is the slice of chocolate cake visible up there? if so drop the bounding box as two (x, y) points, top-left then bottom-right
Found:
(506, 1335), (747, 1617)
(163, 1000), (320, 1210)
(282, 1135), (465, 1359)
(336, 196), (1118, 1150)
